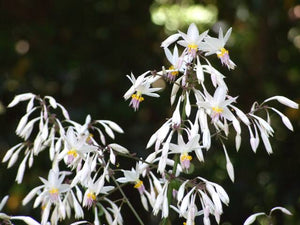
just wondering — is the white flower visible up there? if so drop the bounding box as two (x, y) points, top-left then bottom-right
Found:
(177, 23), (208, 58)
(198, 86), (237, 123)
(164, 45), (187, 82)
(116, 164), (145, 195)
(202, 27), (236, 69)
(123, 72), (161, 111)
(169, 134), (201, 170)
(58, 127), (98, 167)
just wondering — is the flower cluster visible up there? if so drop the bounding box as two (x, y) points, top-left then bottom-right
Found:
(1, 23), (297, 225)
(121, 23), (297, 224)
(3, 93), (128, 225)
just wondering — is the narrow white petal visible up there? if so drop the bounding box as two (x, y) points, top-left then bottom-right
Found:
(185, 92), (191, 117)
(0, 195), (9, 211)
(243, 212), (265, 225)
(109, 143), (129, 154)
(161, 33), (181, 48)
(270, 107), (294, 131)
(270, 206), (292, 215)
(7, 93), (35, 108)
(11, 216), (41, 225)
(45, 96), (57, 109)
(16, 153), (29, 184)
(235, 134), (241, 151)
(2, 143), (23, 163)
(196, 56), (204, 83)
(263, 96), (298, 109)
(101, 120), (124, 133)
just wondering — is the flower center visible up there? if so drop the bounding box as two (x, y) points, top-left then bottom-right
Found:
(49, 188), (59, 195)
(86, 133), (94, 144)
(131, 92), (144, 103)
(67, 149), (78, 158)
(49, 188), (59, 201)
(212, 106), (223, 114)
(180, 153), (192, 162)
(217, 47), (229, 58)
(134, 180), (145, 195)
(168, 65), (179, 77)
(87, 192), (96, 201)
(188, 44), (198, 52)
(134, 180), (144, 189)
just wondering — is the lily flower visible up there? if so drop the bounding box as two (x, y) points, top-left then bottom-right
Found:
(177, 23), (208, 58)
(169, 134), (201, 171)
(123, 72), (161, 111)
(202, 27), (236, 69)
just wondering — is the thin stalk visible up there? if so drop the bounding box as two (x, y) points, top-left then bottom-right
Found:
(111, 175), (145, 225)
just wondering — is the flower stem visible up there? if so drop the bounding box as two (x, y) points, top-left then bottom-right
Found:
(111, 175), (145, 225)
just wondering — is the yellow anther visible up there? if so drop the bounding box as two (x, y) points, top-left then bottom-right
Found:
(67, 149), (78, 158)
(188, 44), (198, 52)
(180, 153), (192, 162)
(134, 180), (144, 189)
(168, 65), (179, 76)
(212, 106), (224, 114)
(86, 133), (94, 143)
(217, 48), (229, 58)
(87, 192), (96, 201)
(131, 94), (144, 102)
(49, 188), (59, 195)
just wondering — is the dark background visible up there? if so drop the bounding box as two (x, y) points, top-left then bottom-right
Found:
(0, 0), (299, 224)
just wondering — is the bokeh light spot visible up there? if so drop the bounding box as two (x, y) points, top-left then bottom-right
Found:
(15, 40), (30, 55)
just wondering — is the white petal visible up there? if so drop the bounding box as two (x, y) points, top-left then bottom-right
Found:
(270, 206), (292, 215)
(235, 134), (241, 151)
(161, 33), (181, 48)
(270, 107), (293, 131)
(2, 143), (23, 163)
(102, 120), (124, 133)
(109, 143), (129, 154)
(177, 180), (189, 202)
(16, 153), (29, 184)
(223, 145), (234, 182)
(196, 56), (204, 83)
(45, 96), (57, 109)
(7, 93), (35, 108)
(11, 216), (41, 225)
(185, 92), (191, 117)
(0, 195), (9, 211)
(243, 212), (265, 225)
(263, 96), (298, 109)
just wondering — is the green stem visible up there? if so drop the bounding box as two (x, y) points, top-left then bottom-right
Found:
(111, 175), (145, 225)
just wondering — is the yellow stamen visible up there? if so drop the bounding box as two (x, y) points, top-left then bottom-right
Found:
(131, 94), (144, 102)
(67, 149), (78, 158)
(168, 65), (179, 77)
(188, 44), (198, 52)
(49, 188), (59, 195)
(212, 106), (224, 113)
(217, 48), (229, 58)
(86, 133), (93, 143)
(87, 192), (96, 201)
(134, 180), (144, 189)
(180, 153), (192, 162)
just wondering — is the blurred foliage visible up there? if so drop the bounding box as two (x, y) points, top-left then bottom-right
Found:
(0, 0), (299, 224)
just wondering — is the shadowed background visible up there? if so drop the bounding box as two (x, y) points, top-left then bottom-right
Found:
(0, 0), (299, 224)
